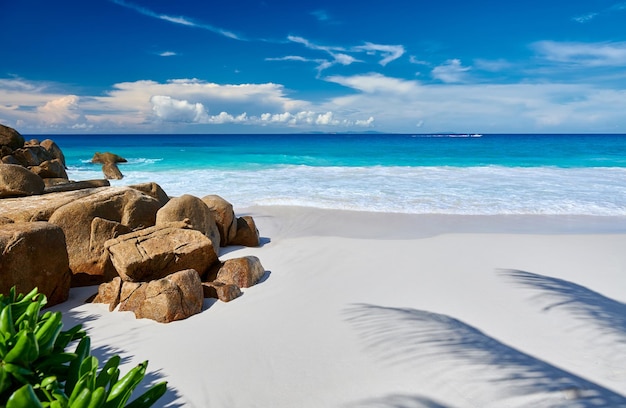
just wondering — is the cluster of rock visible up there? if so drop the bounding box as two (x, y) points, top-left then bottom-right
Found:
(0, 124), (265, 323)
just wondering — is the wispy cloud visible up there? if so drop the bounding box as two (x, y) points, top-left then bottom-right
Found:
(110, 0), (243, 40)
(532, 41), (626, 67)
(159, 51), (177, 57)
(573, 1), (626, 22)
(431, 59), (471, 83)
(311, 10), (330, 22)
(352, 43), (405, 66)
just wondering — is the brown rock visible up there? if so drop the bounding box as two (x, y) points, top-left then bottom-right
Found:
(1, 155), (19, 165)
(0, 163), (45, 198)
(48, 187), (161, 277)
(40, 139), (66, 168)
(105, 222), (218, 282)
(231, 216), (260, 247)
(0, 221), (71, 306)
(0, 124), (24, 150)
(91, 152), (127, 164)
(119, 269), (204, 323)
(202, 194), (237, 246)
(13, 146), (52, 167)
(0, 186), (108, 222)
(156, 194), (220, 257)
(30, 159), (68, 179)
(92, 276), (122, 311)
(43, 179), (110, 193)
(129, 182), (170, 207)
(102, 162), (123, 180)
(202, 281), (242, 302)
(215, 256), (265, 288)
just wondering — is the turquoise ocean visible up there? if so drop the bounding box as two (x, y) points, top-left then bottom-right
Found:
(46, 133), (626, 215)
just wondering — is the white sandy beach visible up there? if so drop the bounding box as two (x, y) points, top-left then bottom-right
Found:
(53, 207), (626, 408)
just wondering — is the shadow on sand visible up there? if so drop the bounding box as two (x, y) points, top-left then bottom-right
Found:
(344, 303), (626, 407)
(500, 269), (626, 343)
(344, 393), (456, 408)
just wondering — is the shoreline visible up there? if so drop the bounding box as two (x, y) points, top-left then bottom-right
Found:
(52, 206), (626, 407)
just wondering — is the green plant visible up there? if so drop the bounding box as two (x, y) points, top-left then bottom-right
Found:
(0, 287), (166, 408)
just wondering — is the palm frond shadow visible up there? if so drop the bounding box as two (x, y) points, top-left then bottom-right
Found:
(344, 393), (455, 408)
(500, 269), (626, 342)
(344, 304), (626, 407)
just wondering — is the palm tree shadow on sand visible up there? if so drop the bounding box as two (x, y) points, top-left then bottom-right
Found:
(343, 393), (456, 408)
(344, 304), (626, 408)
(500, 269), (626, 343)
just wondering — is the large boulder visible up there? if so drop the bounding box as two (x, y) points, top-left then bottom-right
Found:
(0, 163), (45, 198)
(156, 194), (220, 257)
(48, 187), (161, 278)
(104, 221), (218, 282)
(214, 256), (265, 288)
(102, 162), (123, 180)
(0, 221), (71, 306)
(0, 186), (108, 222)
(117, 269), (204, 323)
(0, 124), (24, 150)
(202, 194), (237, 246)
(40, 139), (66, 168)
(230, 216), (260, 247)
(129, 182), (170, 207)
(13, 145), (52, 167)
(92, 276), (123, 311)
(30, 158), (68, 179)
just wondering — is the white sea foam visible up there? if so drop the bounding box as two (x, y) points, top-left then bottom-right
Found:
(66, 165), (626, 215)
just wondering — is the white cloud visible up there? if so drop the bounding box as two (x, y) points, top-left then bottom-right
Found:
(353, 43), (405, 66)
(325, 73), (420, 94)
(159, 51), (177, 57)
(532, 41), (626, 67)
(431, 59), (471, 83)
(110, 0), (242, 40)
(150, 95), (208, 123)
(37, 95), (83, 124)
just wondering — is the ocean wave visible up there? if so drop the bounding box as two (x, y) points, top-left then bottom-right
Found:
(65, 165), (626, 216)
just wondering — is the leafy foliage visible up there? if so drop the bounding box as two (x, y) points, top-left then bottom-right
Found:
(0, 287), (166, 407)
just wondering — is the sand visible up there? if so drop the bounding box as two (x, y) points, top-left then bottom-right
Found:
(53, 206), (626, 407)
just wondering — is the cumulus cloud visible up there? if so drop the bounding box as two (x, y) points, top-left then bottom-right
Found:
(151, 95), (208, 122)
(37, 95), (83, 124)
(532, 41), (626, 67)
(431, 59), (471, 83)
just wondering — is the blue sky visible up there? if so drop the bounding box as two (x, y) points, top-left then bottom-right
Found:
(2, 0), (626, 134)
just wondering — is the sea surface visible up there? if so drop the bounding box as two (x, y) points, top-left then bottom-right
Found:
(45, 133), (626, 215)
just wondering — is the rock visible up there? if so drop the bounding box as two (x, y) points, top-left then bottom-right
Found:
(91, 152), (127, 164)
(40, 139), (66, 168)
(0, 186), (108, 222)
(48, 187), (161, 277)
(13, 146), (52, 167)
(0, 217), (13, 225)
(231, 216), (260, 247)
(129, 182), (169, 207)
(105, 222), (218, 282)
(202, 281), (242, 302)
(0, 221), (71, 306)
(0, 124), (24, 150)
(214, 256), (265, 288)
(92, 276), (122, 311)
(30, 159), (68, 179)
(1, 155), (19, 165)
(156, 194), (220, 257)
(202, 194), (237, 246)
(43, 179), (110, 194)
(102, 162), (123, 180)
(118, 269), (204, 323)
(0, 163), (45, 198)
